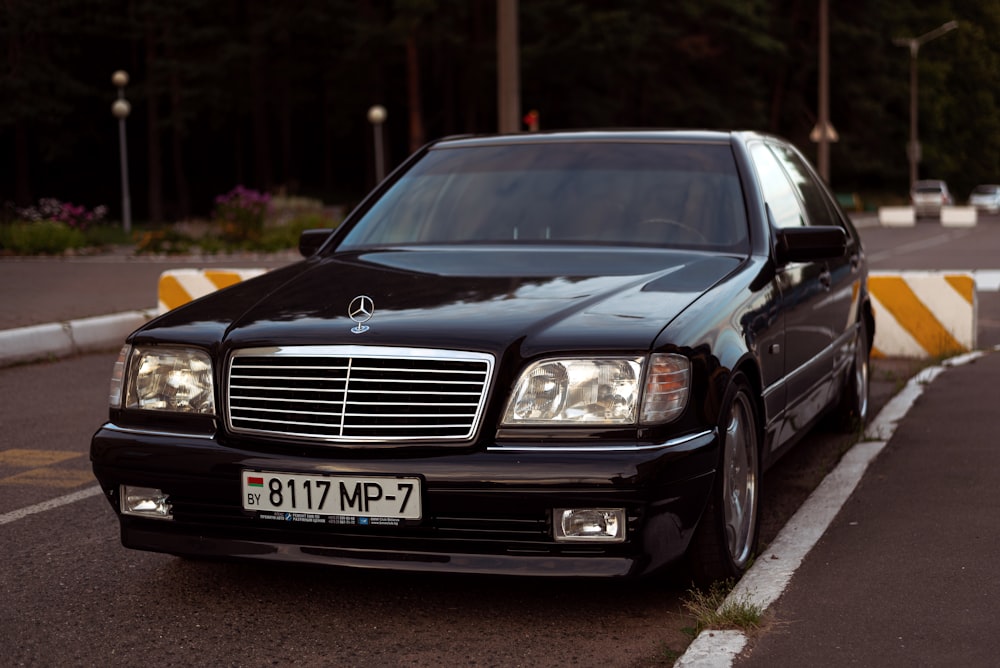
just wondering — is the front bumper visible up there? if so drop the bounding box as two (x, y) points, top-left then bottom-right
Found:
(91, 424), (718, 577)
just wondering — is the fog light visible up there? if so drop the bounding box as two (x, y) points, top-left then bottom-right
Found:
(120, 485), (173, 520)
(553, 508), (625, 543)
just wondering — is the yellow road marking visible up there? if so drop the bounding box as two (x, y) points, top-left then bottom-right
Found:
(0, 449), (82, 467)
(0, 467), (95, 488)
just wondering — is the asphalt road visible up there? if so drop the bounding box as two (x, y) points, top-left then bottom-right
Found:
(0, 250), (299, 330)
(2, 353), (694, 667)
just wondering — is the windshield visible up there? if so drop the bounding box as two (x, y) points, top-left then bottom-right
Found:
(339, 142), (750, 253)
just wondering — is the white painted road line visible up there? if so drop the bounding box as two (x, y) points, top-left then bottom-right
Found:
(0, 484), (103, 526)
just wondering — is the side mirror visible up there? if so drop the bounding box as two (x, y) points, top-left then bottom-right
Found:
(298, 228), (334, 258)
(775, 225), (847, 264)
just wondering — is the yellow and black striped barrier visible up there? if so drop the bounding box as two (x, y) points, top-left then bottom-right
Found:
(158, 268), (268, 314)
(869, 272), (976, 359)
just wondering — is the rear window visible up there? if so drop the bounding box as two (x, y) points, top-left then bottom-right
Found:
(915, 185), (945, 194)
(339, 142), (750, 253)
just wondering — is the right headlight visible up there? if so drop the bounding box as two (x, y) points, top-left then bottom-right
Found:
(111, 344), (216, 415)
(500, 353), (690, 426)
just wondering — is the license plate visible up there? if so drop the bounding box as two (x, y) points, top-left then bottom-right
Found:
(242, 471), (421, 520)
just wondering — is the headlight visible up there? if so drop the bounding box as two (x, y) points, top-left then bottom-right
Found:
(501, 354), (691, 427)
(502, 358), (643, 425)
(116, 345), (216, 414)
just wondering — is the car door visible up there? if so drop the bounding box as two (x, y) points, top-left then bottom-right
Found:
(766, 139), (862, 394)
(748, 140), (856, 454)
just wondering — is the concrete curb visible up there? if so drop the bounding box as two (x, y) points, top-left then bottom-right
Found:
(0, 309), (156, 368)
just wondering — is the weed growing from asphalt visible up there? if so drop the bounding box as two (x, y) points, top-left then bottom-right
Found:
(681, 579), (762, 635)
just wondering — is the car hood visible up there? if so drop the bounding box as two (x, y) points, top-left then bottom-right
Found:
(138, 248), (744, 356)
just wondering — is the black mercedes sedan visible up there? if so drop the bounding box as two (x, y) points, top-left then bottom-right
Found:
(91, 130), (872, 585)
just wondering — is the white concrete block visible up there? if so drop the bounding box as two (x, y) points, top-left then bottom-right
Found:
(940, 206), (977, 227)
(878, 206), (915, 227)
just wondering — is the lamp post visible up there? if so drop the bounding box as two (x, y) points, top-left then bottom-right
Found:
(111, 70), (132, 234)
(367, 105), (387, 184)
(893, 21), (958, 193)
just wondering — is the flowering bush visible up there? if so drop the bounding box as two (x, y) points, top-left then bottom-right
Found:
(16, 198), (107, 230)
(212, 186), (271, 243)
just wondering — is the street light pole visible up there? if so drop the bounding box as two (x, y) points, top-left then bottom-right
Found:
(817, 0), (831, 182)
(367, 105), (387, 184)
(893, 20), (958, 193)
(111, 70), (132, 235)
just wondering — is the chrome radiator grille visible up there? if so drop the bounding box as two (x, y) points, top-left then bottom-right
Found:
(226, 346), (494, 442)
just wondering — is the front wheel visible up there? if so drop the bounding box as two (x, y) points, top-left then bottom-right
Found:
(687, 372), (760, 587)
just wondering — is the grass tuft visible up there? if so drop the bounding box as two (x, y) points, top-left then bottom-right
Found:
(682, 579), (763, 635)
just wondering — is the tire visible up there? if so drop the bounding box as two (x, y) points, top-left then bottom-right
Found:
(828, 317), (870, 432)
(687, 372), (760, 587)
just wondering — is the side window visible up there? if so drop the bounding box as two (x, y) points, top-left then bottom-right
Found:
(767, 142), (837, 227)
(750, 143), (805, 229)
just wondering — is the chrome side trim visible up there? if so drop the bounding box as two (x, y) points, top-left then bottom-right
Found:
(101, 423), (216, 440)
(487, 429), (715, 453)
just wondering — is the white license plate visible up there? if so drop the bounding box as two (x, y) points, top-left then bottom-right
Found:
(242, 471), (421, 519)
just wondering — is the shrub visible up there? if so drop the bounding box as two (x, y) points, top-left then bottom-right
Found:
(255, 212), (340, 251)
(134, 228), (195, 255)
(213, 186), (271, 243)
(0, 220), (87, 254)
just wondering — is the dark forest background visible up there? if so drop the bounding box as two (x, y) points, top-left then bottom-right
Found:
(3, 0), (999, 222)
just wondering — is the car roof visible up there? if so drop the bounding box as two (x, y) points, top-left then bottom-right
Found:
(430, 129), (757, 149)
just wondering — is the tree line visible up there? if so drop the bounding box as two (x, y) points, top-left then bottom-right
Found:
(3, 0), (999, 222)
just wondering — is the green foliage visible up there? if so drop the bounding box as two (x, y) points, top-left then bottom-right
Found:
(82, 223), (133, 247)
(257, 212), (338, 252)
(0, 220), (86, 255)
(129, 209), (339, 256)
(133, 227), (196, 255)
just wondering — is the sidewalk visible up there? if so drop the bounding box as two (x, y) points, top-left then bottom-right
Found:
(678, 349), (999, 667)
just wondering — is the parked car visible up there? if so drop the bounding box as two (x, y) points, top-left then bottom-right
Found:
(968, 184), (1000, 214)
(911, 179), (954, 218)
(91, 130), (873, 585)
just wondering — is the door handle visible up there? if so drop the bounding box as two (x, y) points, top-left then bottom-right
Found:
(819, 269), (832, 289)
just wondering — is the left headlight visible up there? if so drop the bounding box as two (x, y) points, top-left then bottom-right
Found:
(501, 354), (691, 427)
(111, 344), (215, 414)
